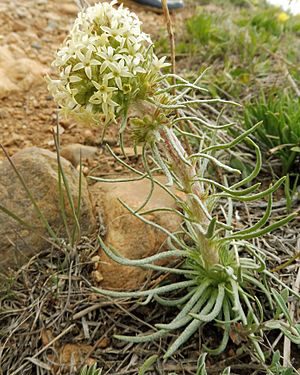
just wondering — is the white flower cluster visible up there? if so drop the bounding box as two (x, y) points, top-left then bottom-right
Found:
(47, 1), (169, 125)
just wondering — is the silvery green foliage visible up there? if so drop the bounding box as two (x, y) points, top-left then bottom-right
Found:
(47, 0), (169, 125)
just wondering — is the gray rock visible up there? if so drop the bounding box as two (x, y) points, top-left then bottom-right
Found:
(0, 147), (96, 270)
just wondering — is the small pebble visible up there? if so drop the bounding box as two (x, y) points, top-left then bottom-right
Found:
(83, 166), (89, 174)
(91, 255), (100, 264)
(31, 42), (41, 50)
(0, 109), (9, 119)
(91, 270), (104, 283)
(12, 21), (27, 32)
(83, 129), (94, 144)
(46, 20), (58, 31)
(16, 7), (29, 19)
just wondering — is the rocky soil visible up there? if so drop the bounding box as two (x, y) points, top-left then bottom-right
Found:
(0, 0), (191, 161)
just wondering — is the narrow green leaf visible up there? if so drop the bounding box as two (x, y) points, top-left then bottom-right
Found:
(231, 138), (262, 188)
(0, 204), (35, 229)
(138, 355), (158, 375)
(222, 367), (231, 375)
(206, 217), (217, 239)
(229, 193), (272, 237)
(271, 288), (293, 325)
(220, 212), (296, 242)
(115, 329), (167, 343)
(196, 353), (208, 375)
(202, 122), (262, 153)
(218, 176), (286, 202)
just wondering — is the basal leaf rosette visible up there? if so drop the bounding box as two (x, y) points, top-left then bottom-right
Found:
(47, 1), (169, 125)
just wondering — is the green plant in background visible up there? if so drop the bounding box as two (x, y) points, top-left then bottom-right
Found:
(48, 0), (300, 366)
(250, 7), (286, 36)
(249, 4), (300, 37)
(166, 1), (300, 102)
(170, 353), (231, 375)
(244, 92), (300, 175)
(80, 363), (102, 375)
(179, 2), (300, 187)
(138, 355), (158, 375)
(186, 14), (225, 45)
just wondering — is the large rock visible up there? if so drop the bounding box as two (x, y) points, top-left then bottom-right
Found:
(90, 177), (182, 290)
(0, 147), (96, 269)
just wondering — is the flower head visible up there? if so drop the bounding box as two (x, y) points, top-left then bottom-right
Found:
(277, 11), (289, 23)
(47, 1), (169, 125)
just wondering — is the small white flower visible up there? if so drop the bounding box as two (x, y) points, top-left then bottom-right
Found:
(106, 59), (133, 90)
(101, 25), (127, 39)
(101, 94), (119, 117)
(69, 75), (82, 83)
(59, 65), (72, 82)
(73, 49), (101, 79)
(152, 55), (171, 71)
(90, 79), (117, 103)
(125, 55), (146, 74)
(97, 46), (123, 74)
(56, 40), (78, 65)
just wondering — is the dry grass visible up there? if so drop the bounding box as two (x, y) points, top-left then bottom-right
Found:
(0, 193), (299, 375)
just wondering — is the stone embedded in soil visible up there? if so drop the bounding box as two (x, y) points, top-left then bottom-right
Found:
(113, 146), (143, 158)
(0, 45), (48, 99)
(0, 147), (96, 270)
(58, 344), (95, 370)
(89, 177), (182, 290)
(46, 343), (96, 372)
(56, 3), (79, 16)
(60, 143), (99, 168)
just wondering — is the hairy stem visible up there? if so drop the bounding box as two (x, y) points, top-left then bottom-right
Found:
(159, 126), (219, 267)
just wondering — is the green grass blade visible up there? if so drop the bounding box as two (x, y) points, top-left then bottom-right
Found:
(0, 204), (36, 229)
(196, 353), (208, 375)
(0, 144), (57, 239)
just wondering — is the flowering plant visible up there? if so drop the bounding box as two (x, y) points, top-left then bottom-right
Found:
(49, 1), (300, 366)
